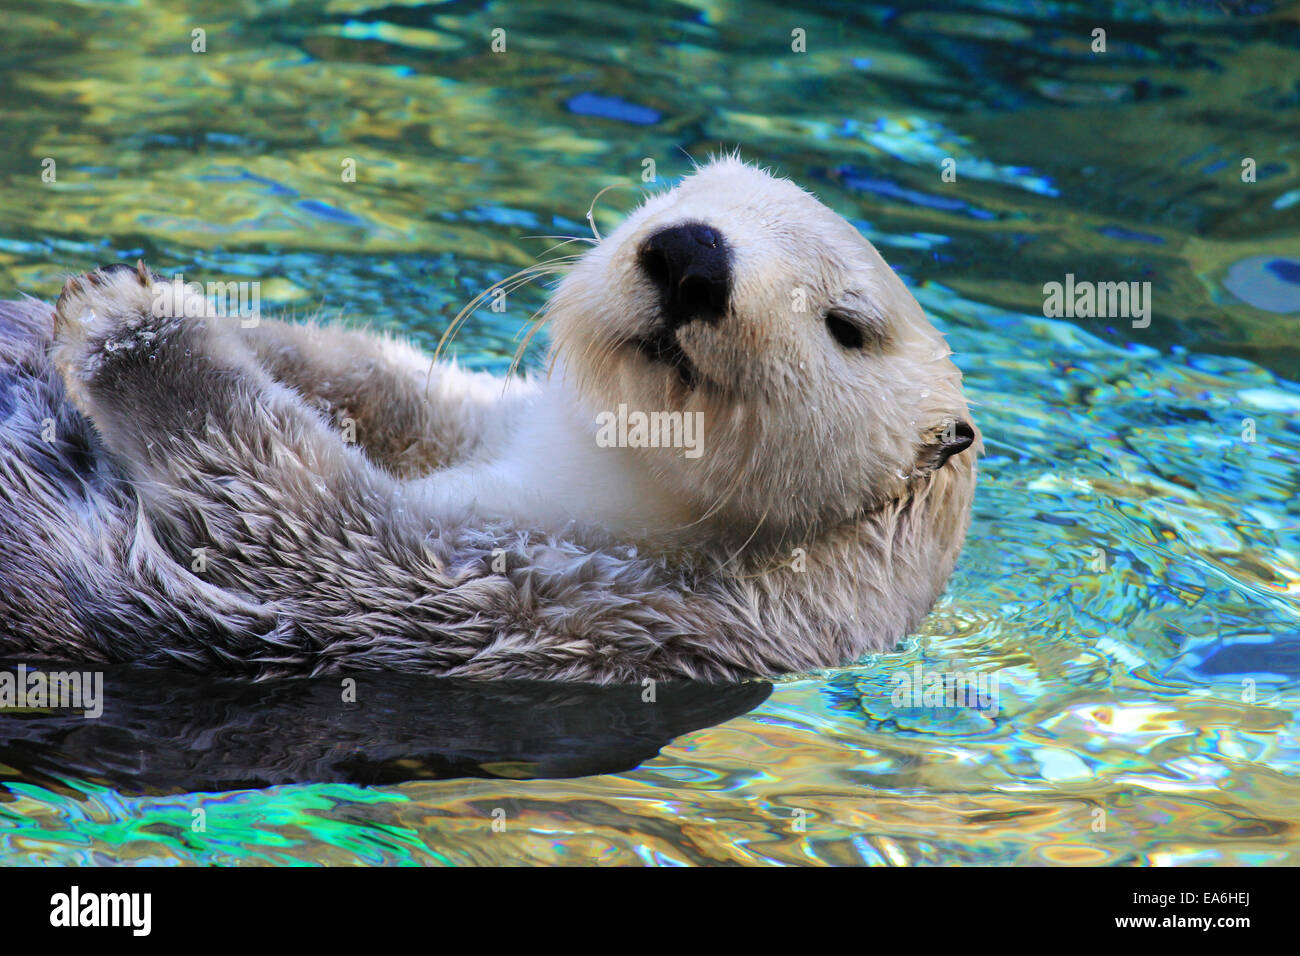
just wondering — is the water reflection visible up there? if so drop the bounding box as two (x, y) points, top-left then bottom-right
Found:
(0, 663), (771, 793)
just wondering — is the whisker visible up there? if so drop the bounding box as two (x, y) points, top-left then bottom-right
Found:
(713, 505), (773, 577)
(435, 261), (572, 358)
(425, 261), (568, 398)
(531, 237), (596, 260)
(427, 184), (628, 399)
(519, 234), (598, 244)
(506, 302), (554, 384)
(586, 183), (642, 241)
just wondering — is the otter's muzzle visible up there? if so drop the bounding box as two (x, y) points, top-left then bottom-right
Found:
(639, 222), (731, 327)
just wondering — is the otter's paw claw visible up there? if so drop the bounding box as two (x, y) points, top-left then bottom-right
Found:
(51, 260), (160, 392)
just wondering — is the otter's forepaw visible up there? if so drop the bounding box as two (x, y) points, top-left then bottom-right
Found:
(51, 261), (169, 399)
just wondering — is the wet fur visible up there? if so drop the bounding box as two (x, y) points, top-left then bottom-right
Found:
(0, 160), (978, 682)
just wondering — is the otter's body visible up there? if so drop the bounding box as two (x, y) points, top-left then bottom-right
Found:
(0, 160), (978, 682)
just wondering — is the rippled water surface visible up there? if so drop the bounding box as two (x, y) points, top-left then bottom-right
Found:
(2, 0), (1299, 865)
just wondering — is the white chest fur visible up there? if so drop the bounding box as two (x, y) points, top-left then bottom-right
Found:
(409, 373), (695, 540)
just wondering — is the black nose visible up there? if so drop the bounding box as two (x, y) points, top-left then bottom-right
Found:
(639, 222), (731, 326)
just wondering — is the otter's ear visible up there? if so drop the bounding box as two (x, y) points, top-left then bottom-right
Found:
(916, 419), (975, 474)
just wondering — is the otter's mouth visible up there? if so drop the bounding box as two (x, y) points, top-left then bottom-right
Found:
(632, 328), (700, 388)
(628, 221), (731, 390)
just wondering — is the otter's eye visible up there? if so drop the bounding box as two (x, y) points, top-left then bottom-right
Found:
(825, 309), (867, 350)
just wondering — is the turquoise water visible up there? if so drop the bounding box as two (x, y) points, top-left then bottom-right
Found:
(1, 0), (1298, 864)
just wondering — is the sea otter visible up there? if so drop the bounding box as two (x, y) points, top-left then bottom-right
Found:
(0, 158), (978, 682)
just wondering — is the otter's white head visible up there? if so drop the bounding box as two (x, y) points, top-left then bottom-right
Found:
(546, 157), (978, 552)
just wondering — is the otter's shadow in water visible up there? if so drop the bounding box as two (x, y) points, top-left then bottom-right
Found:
(0, 663), (771, 794)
